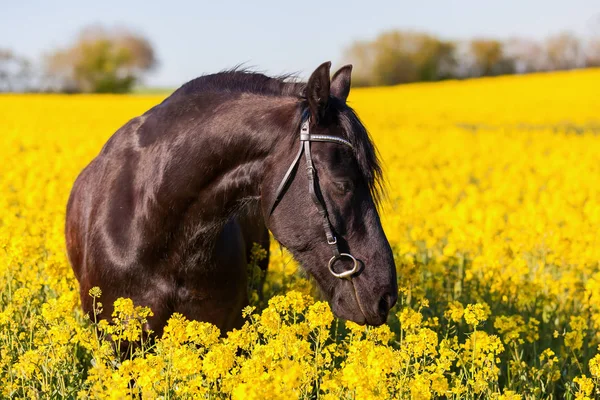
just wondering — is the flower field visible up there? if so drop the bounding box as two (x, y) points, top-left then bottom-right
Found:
(1, 69), (600, 399)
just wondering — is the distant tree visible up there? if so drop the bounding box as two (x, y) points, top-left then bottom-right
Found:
(343, 40), (377, 87)
(585, 17), (600, 67)
(545, 32), (585, 70)
(503, 37), (549, 73)
(371, 31), (418, 85)
(586, 38), (600, 67)
(344, 30), (455, 86)
(46, 25), (157, 93)
(467, 39), (514, 76)
(0, 49), (33, 92)
(433, 41), (457, 80)
(343, 27), (593, 87)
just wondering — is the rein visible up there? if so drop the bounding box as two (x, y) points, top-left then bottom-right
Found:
(268, 110), (359, 279)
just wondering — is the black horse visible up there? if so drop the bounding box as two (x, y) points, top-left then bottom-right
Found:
(65, 61), (397, 336)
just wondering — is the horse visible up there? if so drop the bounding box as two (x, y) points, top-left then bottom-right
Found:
(65, 61), (398, 337)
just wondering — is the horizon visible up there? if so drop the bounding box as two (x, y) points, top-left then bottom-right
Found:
(3, 0), (599, 87)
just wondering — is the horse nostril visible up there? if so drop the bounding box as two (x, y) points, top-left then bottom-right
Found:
(378, 295), (391, 318)
(378, 292), (397, 319)
(388, 291), (398, 309)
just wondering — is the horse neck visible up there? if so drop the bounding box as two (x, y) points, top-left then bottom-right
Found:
(163, 96), (300, 229)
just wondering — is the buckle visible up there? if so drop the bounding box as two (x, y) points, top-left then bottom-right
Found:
(327, 236), (337, 245)
(300, 121), (309, 134)
(328, 253), (359, 279)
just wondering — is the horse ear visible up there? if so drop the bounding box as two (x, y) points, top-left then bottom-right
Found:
(331, 64), (352, 102)
(306, 61), (331, 122)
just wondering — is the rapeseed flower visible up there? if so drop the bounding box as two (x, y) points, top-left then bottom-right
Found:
(2, 69), (600, 398)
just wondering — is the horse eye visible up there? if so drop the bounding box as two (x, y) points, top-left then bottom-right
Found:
(334, 181), (353, 194)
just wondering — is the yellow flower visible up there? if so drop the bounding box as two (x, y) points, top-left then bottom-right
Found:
(398, 307), (423, 331)
(2, 69), (600, 398)
(203, 343), (235, 381)
(589, 353), (600, 378)
(464, 303), (490, 328)
(306, 301), (334, 331)
(445, 301), (464, 323)
(88, 286), (102, 298)
(574, 375), (594, 400)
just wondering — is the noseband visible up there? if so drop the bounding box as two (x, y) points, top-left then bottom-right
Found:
(268, 110), (359, 279)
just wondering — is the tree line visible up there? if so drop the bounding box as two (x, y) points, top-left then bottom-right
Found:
(0, 25), (156, 93)
(2, 23), (600, 93)
(345, 30), (600, 87)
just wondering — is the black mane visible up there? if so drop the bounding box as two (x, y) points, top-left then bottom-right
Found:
(335, 102), (384, 206)
(170, 67), (306, 99)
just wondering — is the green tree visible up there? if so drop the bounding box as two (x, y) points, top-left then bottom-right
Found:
(343, 40), (376, 87)
(344, 30), (455, 87)
(342, 28), (594, 87)
(46, 25), (157, 93)
(468, 39), (514, 76)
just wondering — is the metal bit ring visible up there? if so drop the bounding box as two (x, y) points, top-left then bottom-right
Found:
(328, 253), (359, 279)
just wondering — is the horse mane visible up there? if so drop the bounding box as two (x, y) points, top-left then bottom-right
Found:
(168, 67), (384, 206)
(334, 101), (385, 206)
(169, 66), (307, 99)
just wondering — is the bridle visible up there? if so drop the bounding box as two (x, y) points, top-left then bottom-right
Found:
(268, 110), (359, 280)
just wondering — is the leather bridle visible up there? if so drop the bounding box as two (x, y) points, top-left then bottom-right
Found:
(268, 110), (359, 280)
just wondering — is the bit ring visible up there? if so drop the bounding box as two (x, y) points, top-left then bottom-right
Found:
(328, 253), (359, 279)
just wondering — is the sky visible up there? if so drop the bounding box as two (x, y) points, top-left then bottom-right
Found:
(2, 0), (599, 87)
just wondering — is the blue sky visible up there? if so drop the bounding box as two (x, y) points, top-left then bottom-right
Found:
(2, 0), (599, 87)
